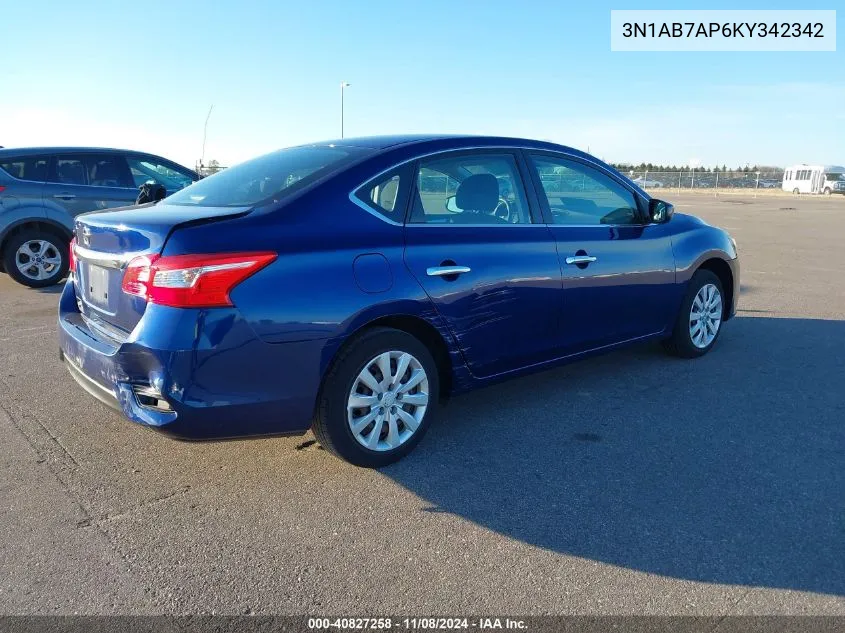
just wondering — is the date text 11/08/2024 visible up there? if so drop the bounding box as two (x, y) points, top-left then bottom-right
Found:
(307, 617), (528, 630)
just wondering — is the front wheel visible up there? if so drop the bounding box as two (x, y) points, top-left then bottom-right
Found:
(663, 270), (725, 358)
(824, 188), (831, 196)
(2, 230), (69, 288)
(313, 327), (439, 467)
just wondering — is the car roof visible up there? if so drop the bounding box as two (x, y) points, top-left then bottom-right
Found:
(0, 146), (197, 175)
(311, 134), (577, 151)
(0, 146), (166, 157)
(305, 134), (592, 159)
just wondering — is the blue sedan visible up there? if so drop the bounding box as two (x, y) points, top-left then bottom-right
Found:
(58, 135), (739, 467)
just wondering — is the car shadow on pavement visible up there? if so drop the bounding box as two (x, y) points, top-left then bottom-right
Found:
(384, 316), (845, 597)
(35, 283), (64, 294)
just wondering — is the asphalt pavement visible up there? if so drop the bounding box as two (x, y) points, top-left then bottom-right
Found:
(1, 192), (843, 615)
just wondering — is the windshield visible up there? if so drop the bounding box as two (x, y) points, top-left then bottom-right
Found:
(824, 172), (845, 181)
(166, 145), (362, 207)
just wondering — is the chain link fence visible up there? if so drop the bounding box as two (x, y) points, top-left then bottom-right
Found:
(623, 170), (784, 193)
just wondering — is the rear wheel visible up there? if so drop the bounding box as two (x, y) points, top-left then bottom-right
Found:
(2, 230), (68, 288)
(663, 270), (725, 358)
(313, 327), (439, 467)
(793, 188), (800, 195)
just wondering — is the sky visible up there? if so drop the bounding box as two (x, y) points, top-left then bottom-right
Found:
(2, 0), (843, 169)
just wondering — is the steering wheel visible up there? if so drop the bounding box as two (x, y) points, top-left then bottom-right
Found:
(493, 198), (512, 222)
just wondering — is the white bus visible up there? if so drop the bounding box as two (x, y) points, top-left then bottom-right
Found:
(782, 164), (845, 195)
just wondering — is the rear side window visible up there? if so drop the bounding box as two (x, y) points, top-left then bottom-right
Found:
(370, 175), (401, 213)
(49, 154), (134, 188)
(353, 166), (410, 222)
(52, 156), (87, 185)
(410, 153), (532, 225)
(166, 146), (363, 207)
(0, 155), (49, 181)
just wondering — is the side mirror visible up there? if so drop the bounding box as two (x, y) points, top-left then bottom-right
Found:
(445, 195), (461, 213)
(649, 198), (674, 223)
(136, 182), (167, 205)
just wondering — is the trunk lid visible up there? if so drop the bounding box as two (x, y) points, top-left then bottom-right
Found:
(73, 202), (251, 334)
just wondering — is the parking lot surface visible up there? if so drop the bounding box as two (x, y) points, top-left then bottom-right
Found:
(1, 193), (843, 615)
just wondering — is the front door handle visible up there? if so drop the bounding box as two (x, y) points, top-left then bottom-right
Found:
(565, 255), (597, 265)
(427, 265), (471, 277)
(53, 193), (76, 200)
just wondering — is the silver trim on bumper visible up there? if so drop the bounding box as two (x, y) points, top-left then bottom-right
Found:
(61, 352), (121, 412)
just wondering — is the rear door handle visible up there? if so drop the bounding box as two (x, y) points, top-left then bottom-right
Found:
(53, 193), (76, 200)
(565, 255), (597, 265)
(427, 265), (471, 277)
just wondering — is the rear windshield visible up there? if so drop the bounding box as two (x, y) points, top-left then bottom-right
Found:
(166, 145), (362, 207)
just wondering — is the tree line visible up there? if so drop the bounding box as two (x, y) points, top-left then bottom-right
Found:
(611, 163), (784, 174)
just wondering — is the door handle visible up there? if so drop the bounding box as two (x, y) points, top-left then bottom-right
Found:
(427, 265), (471, 277)
(565, 255), (597, 265)
(53, 193), (76, 200)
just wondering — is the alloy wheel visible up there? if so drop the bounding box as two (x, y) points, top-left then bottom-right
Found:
(15, 239), (63, 281)
(689, 283), (722, 349)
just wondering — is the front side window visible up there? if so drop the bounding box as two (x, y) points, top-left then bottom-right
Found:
(529, 154), (641, 226)
(166, 145), (363, 207)
(0, 155), (49, 181)
(410, 153), (531, 225)
(127, 156), (195, 192)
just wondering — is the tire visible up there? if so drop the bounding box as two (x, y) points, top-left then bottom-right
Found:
(2, 230), (69, 288)
(824, 188), (831, 196)
(663, 270), (725, 359)
(313, 327), (440, 467)
(793, 188), (800, 195)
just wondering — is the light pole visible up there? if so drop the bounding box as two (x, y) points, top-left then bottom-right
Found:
(340, 82), (350, 138)
(200, 104), (214, 171)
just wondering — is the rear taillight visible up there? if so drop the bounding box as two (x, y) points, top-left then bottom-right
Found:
(121, 252), (276, 308)
(0, 185), (6, 193)
(69, 237), (77, 273)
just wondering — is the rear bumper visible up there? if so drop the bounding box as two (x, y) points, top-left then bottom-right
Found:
(61, 349), (122, 412)
(57, 278), (325, 440)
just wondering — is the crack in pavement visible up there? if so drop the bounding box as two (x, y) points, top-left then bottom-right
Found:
(0, 386), (196, 600)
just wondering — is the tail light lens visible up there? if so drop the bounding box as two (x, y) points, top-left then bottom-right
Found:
(122, 252), (276, 308)
(69, 237), (77, 273)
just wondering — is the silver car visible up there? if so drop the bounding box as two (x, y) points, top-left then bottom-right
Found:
(0, 147), (197, 287)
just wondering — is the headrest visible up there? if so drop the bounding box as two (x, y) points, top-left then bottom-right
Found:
(456, 173), (498, 212)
